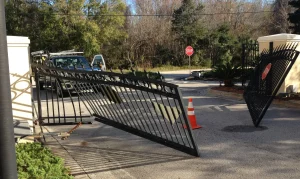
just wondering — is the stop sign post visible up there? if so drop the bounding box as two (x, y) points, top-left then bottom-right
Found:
(185, 46), (194, 74)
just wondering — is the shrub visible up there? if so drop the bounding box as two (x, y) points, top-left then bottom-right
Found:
(213, 62), (240, 87)
(16, 143), (73, 179)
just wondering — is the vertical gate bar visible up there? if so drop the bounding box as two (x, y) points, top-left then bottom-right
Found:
(150, 90), (173, 141)
(121, 86), (145, 131)
(92, 84), (117, 120)
(122, 86), (149, 132)
(78, 91), (83, 121)
(139, 90), (163, 138)
(158, 94), (179, 143)
(55, 80), (61, 123)
(242, 44), (245, 86)
(250, 42), (253, 68)
(101, 84), (126, 124)
(175, 97), (193, 148)
(91, 83), (114, 119)
(104, 84), (129, 125)
(167, 97), (187, 146)
(173, 98), (193, 148)
(49, 76), (56, 123)
(143, 91), (165, 138)
(175, 87), (200, 155)
(120, 85), (145, 130)
(97, 83), (124, 123)
(111, 85), (136, 128)
(73, 81), (93, 115)
(93, 83), (123, 123)
(44, 75), (50, 123)
(73, 82), (100, 116)
(62, 80), (78, 123)
(128, 87), (152, 134)
(75, 81), (103, 116)
(138, 88), (159, 136)
(245, 43), (248, 80)
(60, 82), (67, 122)
(85, 82), (109, 117)
(35, 71), (43, 123)
(77, 82), (87, 122)
(112, 85), (134, 127)
(148, 87), (171, 141)
(133, 87), (156, 135)
(89, 82), (124, 124)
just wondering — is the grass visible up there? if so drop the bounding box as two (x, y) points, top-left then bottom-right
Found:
(112, 65), (208, 73)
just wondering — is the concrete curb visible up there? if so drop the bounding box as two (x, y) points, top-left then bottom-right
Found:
(208, 88), (300, 109)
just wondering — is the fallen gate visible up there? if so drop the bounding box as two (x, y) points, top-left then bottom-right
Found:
(244, 43), (300, 127)
(32, 64), (200, 157)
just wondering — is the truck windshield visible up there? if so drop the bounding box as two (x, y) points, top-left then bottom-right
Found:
(54, 56), (90, 68)
(92, 56), (103, 65)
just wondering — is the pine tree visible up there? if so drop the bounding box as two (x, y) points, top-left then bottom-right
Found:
(288, 0), (300, 34)
(171, 0), (205, 45)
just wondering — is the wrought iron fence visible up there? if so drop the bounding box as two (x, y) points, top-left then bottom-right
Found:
(241, 40), (260, 86)
(243, 43), (300, 127)
(32, 64), (200, 156)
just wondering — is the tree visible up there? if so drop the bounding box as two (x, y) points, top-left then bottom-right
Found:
(172, 0), (207, 65)
(269, 0), (292, 34)
(172, 0), (205, 45)
(288, 0), (300, 34)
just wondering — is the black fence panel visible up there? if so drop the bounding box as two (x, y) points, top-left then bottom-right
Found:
(32, 64), (200, 157)
(241, 40), (260, 86)
(33, 72), (92, 125)
(243, 43), (300, 127)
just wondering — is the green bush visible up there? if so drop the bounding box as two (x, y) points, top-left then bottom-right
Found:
(213, 62), (240, 87)
(16, 143), (73, 179)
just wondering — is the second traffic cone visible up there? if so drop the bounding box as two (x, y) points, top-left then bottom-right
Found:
(184, 98), (202, 129)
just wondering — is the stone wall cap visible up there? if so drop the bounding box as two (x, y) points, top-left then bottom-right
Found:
(7, 36), (30, 44)
(257, 33), (300, 42)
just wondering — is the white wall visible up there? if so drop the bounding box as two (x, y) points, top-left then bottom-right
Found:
(7, 36), (33, 133)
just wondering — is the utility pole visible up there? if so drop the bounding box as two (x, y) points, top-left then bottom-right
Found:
(0, 1), (18, 178)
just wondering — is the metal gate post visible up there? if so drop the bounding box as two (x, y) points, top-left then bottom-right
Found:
(35, 72), (43, 123)
(0, 1), (18, 178)
(241, 44), (246, 87)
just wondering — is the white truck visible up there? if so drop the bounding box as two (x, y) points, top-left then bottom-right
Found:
(91, 54), (106, 71)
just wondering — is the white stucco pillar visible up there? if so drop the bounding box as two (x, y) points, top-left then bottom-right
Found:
(7, 36), (33, 133)
(257, 33), (300, 94)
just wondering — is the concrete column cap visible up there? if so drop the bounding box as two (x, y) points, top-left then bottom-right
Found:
(257, 33), (300, 42)
(7, 36), (30, 47)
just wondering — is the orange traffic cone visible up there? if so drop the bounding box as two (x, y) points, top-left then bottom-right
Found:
(184, 98), (202, 130)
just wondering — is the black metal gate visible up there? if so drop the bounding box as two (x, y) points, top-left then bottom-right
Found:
(241, 40), (260, 86)
(243, 43), (300, 127)
(32, 64), (200, 156)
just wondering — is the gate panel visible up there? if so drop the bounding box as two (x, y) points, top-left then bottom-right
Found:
(33, 72), (92, 125)
(244, 44), (300, 127)
(33, 65), (200, 157)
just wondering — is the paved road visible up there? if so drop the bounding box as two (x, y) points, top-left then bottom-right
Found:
(44, 70), (300, 179)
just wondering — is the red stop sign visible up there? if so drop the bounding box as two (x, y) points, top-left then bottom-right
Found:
(185, 46), (194, 56)
(262, 63), (272, 80)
